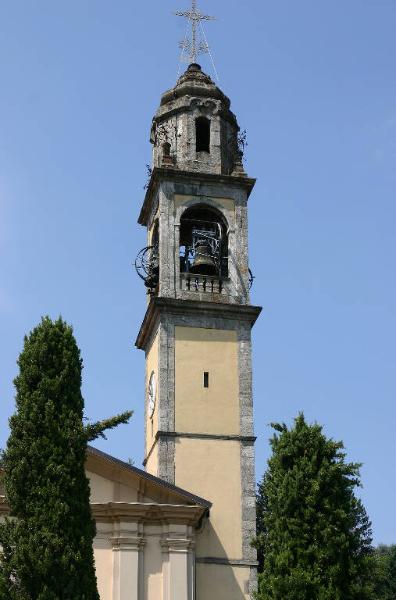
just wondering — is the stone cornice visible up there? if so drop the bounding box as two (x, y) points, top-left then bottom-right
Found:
(143, 431), (256, 467)
(138, 167), (256, 226)
(0, 498), (208, 527)
(196, 557), (259, 567)
(160, 537), (195, 553)
(135, 296), (262, 350)
(111, 536), (147, 551)
(91, 502), (207, 526)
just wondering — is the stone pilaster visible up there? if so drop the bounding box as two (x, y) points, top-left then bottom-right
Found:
(111, 529), (145, 600)
(160, 535), (195, 600)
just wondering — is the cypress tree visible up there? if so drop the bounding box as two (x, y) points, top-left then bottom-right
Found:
(255, 414), (373, 600)
(0, 317), (132, 600)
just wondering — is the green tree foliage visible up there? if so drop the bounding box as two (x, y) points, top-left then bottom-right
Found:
(255, 414), (373, 600)
(0, 317), (132, 600)
(389, 546), (396, 598)
(371, 545), (396, 599)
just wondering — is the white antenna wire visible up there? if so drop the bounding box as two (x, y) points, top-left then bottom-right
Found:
(177, 22), (190, 77)
(199, 19), (219, 82)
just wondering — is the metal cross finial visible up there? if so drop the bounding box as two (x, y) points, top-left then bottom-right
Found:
(174, 0), (215, 64)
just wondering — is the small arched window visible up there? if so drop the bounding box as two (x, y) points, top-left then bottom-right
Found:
(195, 117), (210, 153)
(151, 219), (159, 247)
(162, 142), (171, 157)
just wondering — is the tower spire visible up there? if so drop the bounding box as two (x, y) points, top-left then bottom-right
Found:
(174, 0), (215, 64)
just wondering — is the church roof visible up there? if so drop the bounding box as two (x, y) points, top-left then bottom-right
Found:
(87, 445), (212, 509)
(160, 62), (231, 110)
(0, 446), (212, 522)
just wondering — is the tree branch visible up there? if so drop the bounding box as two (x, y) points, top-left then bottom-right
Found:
(84, 411), (133, 442)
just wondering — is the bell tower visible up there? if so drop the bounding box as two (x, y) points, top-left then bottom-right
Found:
(135, 63), (261, 599)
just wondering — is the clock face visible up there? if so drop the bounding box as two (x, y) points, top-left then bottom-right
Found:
(148, 371), (156, 419)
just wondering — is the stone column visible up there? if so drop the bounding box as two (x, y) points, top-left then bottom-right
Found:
(160, 536), (195, 600)
(174, 222), (180, 295)
(112, 532), (145, 600)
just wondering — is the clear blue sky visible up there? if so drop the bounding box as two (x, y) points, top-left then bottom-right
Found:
(1, 1), (395, 544)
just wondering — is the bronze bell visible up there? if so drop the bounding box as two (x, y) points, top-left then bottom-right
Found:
(190, 244), (217, 275)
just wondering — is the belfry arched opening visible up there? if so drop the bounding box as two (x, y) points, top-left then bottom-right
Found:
(179, 204), (228, 277)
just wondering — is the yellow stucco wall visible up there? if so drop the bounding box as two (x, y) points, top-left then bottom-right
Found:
(145, 443), (158, 477)
(88, 472), (116, 503)
(175, 326), (239, 435)
(196, 563), (250, 600)
(175, 437), (242, 559)
(145, 330), (159, 474)
(87, 470), (139, 503)
(174, 326), (243, 561)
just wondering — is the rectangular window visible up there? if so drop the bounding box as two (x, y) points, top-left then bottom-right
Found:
(203, 372), (209, 388)
(196, 117), (210, 153)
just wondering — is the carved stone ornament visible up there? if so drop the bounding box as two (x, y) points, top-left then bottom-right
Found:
(190, 97), (220, 116)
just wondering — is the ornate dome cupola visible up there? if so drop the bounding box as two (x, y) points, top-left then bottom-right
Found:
(150, 63), (245, 176)
(137, 61), (256, 304)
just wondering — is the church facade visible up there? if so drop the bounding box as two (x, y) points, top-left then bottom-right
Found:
(88, 62), (261, 600)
